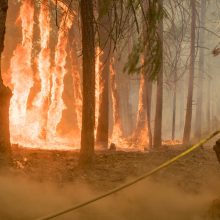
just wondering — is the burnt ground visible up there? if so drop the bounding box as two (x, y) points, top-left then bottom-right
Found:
(11, 144), (220, 192)
(1, 144), (220, 220)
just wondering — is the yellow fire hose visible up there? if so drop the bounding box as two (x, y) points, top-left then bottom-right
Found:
(35, 130), (220, 220)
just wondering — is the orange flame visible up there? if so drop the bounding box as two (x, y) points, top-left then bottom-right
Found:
(9, 1), (77, 149)
(9, 0), (35, 145)
(47, 16), (73, 139)
(34, 2), (51, 139)
(134, 74), (149, 149)
(110, 58), (125, 147)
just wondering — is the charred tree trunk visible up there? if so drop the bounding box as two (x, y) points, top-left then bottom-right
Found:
(79, 0), (95, 165)
(183, 0), (196, 145)
(153, 0), (163, 148)
(194, 0), (206, 140)
(153, 66), (163, 148)
(0, 0), (12, 165)
(96, 0), (112, 149)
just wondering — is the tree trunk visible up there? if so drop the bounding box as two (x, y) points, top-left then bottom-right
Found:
(146, 82), (152, 147)
(153, 66), (163, 148)
(207, 77), (211, 133)
(110, 58), (123, 142)
(172, 68), (177, 140)
(194, 0), (206, 140)
(183, 0), (196, 145)
(79, 0), (95, 165)
(153, 0), (163, 148)
(0, 0), (12, 165)
(96, 0), (112, 149)
(140, 0), (153, 148)
(134, 74), (150, 149)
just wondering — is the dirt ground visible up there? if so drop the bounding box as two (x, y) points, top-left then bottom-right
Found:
(11, 144), (220, 191)
(1, 143), (220, 220)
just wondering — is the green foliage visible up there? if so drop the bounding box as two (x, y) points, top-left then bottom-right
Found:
(123, 41), (143, 75)
(123, 0), (164, 80)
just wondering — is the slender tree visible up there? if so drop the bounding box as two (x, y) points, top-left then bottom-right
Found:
(153, 61), (163, 147)
(153, 0), (163, 148)
(0, 0), (12, 165)
(143, 0), (153, 148)
(194, 0), (206, 139)
(79, 0), (96, 164)
(183, 0), (196, 144)
(96, 0), (112, 149)
(172, 68), (177, 140)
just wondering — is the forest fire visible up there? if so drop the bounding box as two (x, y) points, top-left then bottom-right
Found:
(3, 0), (148, 151)
(5, 1), (136, 151)
(2, 1), (220, 219)
(7, 0), (77, 150)
(1, 0), (207, 153)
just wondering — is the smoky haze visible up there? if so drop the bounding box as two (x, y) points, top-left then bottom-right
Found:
(0, 172), (219, 220)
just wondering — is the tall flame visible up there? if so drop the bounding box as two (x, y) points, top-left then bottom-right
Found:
(9, 1), (76, 149)
(110, 58), (124, 146)
(47, 16), (73, 139)
(35, 1), (51, 139)
(134, 74), (149, 149)
(95, 47), (102, 135)
(9, 0), (34, 144)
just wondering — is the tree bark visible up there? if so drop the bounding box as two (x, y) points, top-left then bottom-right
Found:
(153, 65), (163, 148)
(183, 0), (196, 145)
(139, 0), (153, 148)
(110, 58), (123, 141)
(153, 0), (163, 148)
(194, 0), (206, 140)
(0, 0), (12, 165)
(96, 0), (112, 149)
(134, 74), (150, 148)
(79, 0), (95, 165)
(172, 68), (177, 140)
(207, 77), (211, 133)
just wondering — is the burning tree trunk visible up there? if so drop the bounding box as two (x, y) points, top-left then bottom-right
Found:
(68, 23), (82, 133)
(134, 74), (150, 149)
(36, 1), (51, 139)
(96, 0), (112, 149)
(47, 15), (72, 139)
(140, 0), (153, 148)
(10, 0), (34, 144)
(110, 58), (123, 143)
(79, 0), (95, 164)
(0, 0), (12, 164)
(194, 0), (206, 140)
(183, 0), (196, 145)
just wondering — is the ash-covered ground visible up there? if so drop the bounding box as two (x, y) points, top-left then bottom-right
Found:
(0, 144), (220, 220)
